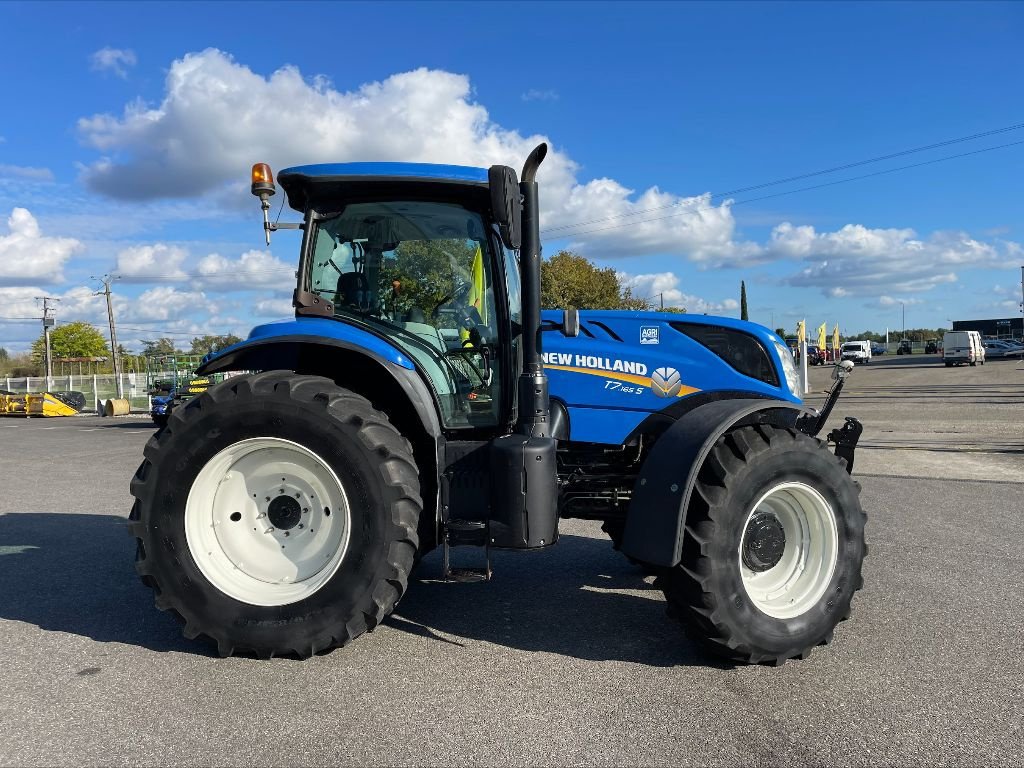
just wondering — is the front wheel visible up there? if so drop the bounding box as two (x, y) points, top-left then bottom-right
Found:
(129, 372), (421, 658)
(660, 425), (866, 665)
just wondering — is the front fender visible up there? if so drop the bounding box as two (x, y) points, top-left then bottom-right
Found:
(621, 398), (810, 567)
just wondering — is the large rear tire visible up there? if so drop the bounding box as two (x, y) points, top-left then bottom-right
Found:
(660, 425), (865, 665)
(129, 372), (421, 658)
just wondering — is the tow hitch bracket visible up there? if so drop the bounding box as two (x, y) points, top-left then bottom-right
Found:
(827, 417), (863, 474)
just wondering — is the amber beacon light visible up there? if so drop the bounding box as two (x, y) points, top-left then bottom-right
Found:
(251, 163), (277, 244)
(251, 163), (276, 197)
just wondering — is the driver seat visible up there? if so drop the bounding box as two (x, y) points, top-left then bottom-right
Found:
(336, 272), (366, 308)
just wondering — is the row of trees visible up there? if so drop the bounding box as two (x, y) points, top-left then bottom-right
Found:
(0, 324), (242, 378)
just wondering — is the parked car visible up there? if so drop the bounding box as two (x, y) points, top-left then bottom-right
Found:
(925, 339), (938, 354)
(896, 339), (913, 355)
(806, 345), (825, 365)
(982, 340), (1024, 359)
(943, 330), (985, 366)
(871, 342), (886, 356)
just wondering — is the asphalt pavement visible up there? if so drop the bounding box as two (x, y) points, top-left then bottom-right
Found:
(0, 357), (1022, 766)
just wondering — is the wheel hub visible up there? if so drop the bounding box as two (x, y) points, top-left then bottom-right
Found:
(267, 494), (302, 530)
(742, 513), (786, 572)
(185, 437), (351, 607)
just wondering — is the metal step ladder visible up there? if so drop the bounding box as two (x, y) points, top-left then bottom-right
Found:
(442, 518), (491, 582)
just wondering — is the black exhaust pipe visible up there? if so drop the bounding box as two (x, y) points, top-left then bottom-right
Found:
(516, 142), (549, 436)
(489, 142), (559, 549)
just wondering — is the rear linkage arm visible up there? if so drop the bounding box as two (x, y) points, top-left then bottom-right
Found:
(795, 360), (863, 474)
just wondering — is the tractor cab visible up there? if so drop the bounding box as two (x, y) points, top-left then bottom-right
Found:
(284, 166), (520, 430)
(241, 161), (541, 435)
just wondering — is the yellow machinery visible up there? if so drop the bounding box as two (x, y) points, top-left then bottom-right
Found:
(0, 391), (84, 417)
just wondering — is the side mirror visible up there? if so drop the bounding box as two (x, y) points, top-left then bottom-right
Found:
(488, 165), (522, 250)
(561, 308), (580, 337)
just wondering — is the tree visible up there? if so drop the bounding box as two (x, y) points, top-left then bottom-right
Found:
(190, 334), (243, 355)
(141, 338), (179, 357)
(0, 347), (8, 363)
(540, 250), (650, 310)
(740, 281), (748, 321)
(775, 328), (787, 338)
(31, 321), (110, 364)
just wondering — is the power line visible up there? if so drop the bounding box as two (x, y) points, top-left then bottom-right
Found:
(541, 121), (1024, 236)
(547, 138), (1024, 240)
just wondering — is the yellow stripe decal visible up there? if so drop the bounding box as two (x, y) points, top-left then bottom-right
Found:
(543, 364), (700, 397)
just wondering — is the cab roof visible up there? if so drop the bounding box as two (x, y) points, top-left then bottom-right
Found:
(277, 162), (489, 211)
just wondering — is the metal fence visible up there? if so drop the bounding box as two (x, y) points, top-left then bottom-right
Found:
(1, 374), (150, 412)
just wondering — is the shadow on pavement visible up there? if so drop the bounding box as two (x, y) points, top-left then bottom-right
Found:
(0, 512), (723, 667)
(0, 512), (208, 655)
(392, 533), (728, 669)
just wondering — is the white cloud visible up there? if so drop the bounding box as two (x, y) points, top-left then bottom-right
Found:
(0, 164), (54, 182)
(89, 47), (137, 79)
(0, 208), (84, 286)
(775, 222), (1016, 297)
(617, 271), (740, 315)
(868, 295), (924, 309)
(124, 286), (212, 322)
(76, 49), (755, 263)
(253, 297), (294, 317)
(522, 89), (559, 102)
(195, 249), (294, 289)
(115, 243), (189, 281)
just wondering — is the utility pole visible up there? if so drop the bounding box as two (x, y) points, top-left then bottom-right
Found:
(36, 296), (60, 389)
(93, 274), (123, 398)
(901, 301), (906, 341)
(1019, 265), (1023, 342)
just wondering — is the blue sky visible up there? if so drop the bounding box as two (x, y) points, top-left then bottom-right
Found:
(1, 1), (1022, 353)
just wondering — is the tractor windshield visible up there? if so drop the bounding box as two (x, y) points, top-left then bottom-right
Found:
(306, 200), (504, 429)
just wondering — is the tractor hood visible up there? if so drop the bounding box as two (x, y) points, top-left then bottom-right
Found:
(540, 310), (800, 444)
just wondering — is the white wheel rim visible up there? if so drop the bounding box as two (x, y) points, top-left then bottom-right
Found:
(185, 437), (351, 607)
(738, 482), (838, 620)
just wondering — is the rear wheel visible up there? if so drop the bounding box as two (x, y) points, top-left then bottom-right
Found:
(660, 425), (865, 665)
(129, 372), (421, 658)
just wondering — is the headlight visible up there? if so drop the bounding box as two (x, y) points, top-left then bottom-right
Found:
(772, 340), (802, 399)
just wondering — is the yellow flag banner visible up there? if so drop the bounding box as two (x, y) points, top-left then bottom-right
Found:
(460, 244), (487, 345)
(796, 320), (806, 345)
(817, 322), (827, 349)
(832, 324), (840, 352)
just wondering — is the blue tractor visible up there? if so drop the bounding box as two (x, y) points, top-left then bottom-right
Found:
(129, 145), (866, 664)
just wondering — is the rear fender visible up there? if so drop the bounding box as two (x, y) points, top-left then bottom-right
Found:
(621, 398), (810, 567)
(197, 335), (442, 440)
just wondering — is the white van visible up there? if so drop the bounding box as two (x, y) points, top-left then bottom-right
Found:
(840, 340), (872, 364)
(943, 331), (985, 367)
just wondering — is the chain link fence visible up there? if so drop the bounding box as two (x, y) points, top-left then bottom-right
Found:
(1, 374), (150, 413)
